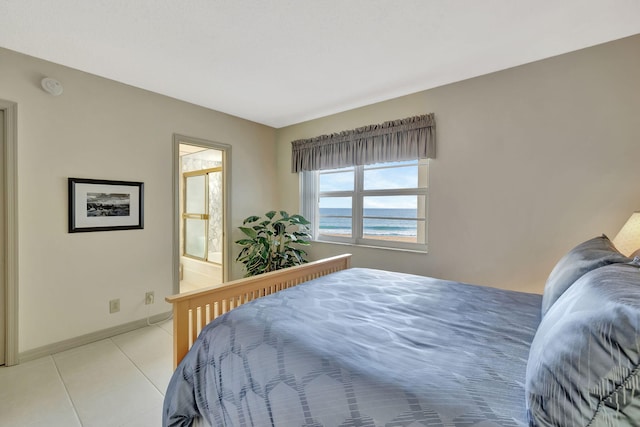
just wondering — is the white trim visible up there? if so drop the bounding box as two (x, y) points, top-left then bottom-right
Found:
(1, 99), (18, 366)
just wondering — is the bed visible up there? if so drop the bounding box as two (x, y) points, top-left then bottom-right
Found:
(164, 237), (640, 426)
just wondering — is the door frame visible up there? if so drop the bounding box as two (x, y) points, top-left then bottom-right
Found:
(1, 99), (19, 366)
(173, 134), (231, 294)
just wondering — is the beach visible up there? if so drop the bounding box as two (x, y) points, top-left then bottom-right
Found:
(322, 233), (417, 243)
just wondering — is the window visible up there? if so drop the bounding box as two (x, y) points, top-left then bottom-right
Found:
(293, 113), (435, 251)
(301, 159), (428, 251)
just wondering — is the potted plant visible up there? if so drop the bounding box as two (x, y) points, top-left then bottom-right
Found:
(235, 210), (311, 277)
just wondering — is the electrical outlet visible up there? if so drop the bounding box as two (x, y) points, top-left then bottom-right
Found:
(109, 298), (120, 313)
(145, 291), (155, 305)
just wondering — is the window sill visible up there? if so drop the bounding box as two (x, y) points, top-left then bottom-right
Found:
(312, 238), (428, 254)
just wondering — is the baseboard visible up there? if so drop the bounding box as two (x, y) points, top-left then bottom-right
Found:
(18, 311), (173, 363)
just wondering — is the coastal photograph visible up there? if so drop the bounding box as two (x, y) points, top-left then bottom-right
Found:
(86, 192), (131, 217)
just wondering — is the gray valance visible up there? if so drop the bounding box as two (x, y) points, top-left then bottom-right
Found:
(291, 113), (435, 173)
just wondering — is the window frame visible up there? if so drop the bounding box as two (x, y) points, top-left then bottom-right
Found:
(301, 159), (429, 252)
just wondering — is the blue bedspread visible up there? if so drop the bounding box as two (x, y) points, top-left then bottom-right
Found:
(164, 268), (541, 427)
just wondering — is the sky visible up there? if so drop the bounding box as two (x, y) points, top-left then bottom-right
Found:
(319, 161), (425, 209)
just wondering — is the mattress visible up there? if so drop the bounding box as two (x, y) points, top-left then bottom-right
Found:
(164, 267), (542, 427)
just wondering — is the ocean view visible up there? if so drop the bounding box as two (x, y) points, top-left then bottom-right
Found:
(319, 208), (419, 237)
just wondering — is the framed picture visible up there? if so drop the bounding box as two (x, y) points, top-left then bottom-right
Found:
(68, 178), (144, 233)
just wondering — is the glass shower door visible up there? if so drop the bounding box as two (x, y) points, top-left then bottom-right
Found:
(183, 174), (209, 260)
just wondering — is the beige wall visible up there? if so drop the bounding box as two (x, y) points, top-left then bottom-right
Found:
(276, 34), (640, 294)
(4, 34), (640, 354)
(0, 48), (277, 353)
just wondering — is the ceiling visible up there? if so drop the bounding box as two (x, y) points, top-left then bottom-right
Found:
(1, 1), (640, 128)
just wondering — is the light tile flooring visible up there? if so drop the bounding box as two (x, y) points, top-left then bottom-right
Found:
(180, 264), (223, 294)
(0, 319), (174, 427)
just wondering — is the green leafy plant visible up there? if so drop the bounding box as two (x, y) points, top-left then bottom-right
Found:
(235, 210), (311, 277)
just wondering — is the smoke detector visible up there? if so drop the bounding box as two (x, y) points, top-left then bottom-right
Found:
(41, 77), (64, 96)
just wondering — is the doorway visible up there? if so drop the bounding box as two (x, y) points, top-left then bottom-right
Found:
(1, 99), (18, 366)
(173, 135), (230, 294)
(1, 109), (4, 366)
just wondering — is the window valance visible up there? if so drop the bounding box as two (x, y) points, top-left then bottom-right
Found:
(291, 113), (435, 173)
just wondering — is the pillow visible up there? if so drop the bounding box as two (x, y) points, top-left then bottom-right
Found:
(541, 235), (631, 316)
(526, 263), (640, 426)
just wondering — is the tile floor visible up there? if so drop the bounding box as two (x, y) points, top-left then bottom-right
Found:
(0, 319), (174, 427)
(180, 264), (223, 294)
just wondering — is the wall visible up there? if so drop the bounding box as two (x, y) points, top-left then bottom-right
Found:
(276, 34), (640, 294)
(0, 48), (278, 353)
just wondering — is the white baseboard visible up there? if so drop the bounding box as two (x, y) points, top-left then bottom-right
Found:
(18, 311), (173, 364)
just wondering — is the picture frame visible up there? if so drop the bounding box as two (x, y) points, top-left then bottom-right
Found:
(68, 178), (144, 233)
